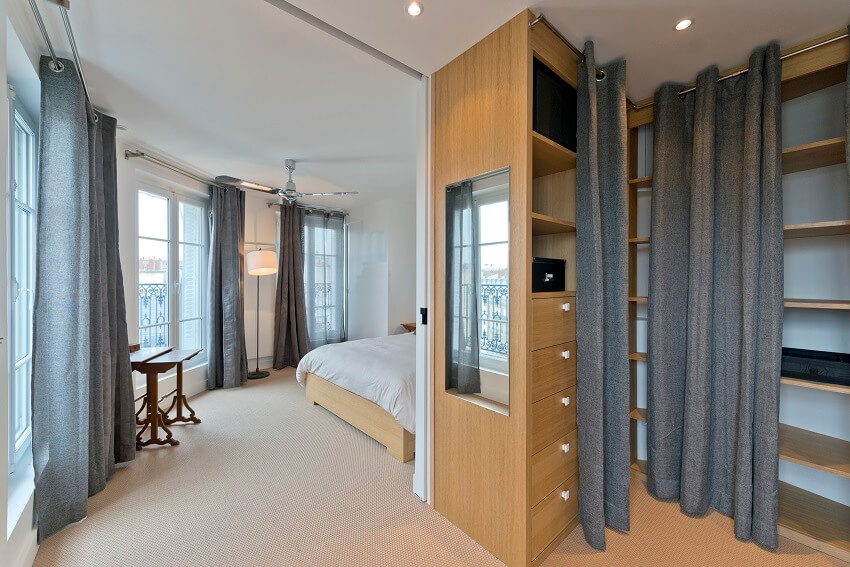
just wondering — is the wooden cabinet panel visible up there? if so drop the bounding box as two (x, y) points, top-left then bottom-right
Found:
(531, 428), (578, 508)
(531, 385), (577, 455)
(531, 473), (579, 559)
(531, 341), (576, 403)
(531, 295), (576, 350)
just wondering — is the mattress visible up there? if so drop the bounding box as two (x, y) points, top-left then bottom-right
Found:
(295, 333), (416, 433)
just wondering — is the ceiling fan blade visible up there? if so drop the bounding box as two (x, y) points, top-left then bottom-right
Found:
(215, 175), (280, 193)
(299, 191), (359, 196)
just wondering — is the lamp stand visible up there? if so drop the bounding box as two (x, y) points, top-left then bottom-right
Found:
(247, 274), (270, 379)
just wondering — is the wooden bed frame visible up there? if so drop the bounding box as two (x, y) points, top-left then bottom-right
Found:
(304, 372), (415, 463)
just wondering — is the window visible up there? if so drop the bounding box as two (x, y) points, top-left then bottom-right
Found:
(7, 86), (37, 473)
(476, 191), (509, 374)
(302, 213), (346, 346)
(137, 187), (207, 361)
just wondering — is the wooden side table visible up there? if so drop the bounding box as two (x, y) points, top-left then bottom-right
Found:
(133, 348), (202, 449)
(162, 350), (202, 425)
(401, 322), (417, 333)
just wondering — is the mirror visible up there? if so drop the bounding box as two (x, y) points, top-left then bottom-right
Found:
(445, 168), (510, 413)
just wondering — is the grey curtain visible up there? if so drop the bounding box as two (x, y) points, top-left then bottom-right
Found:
(32, 56), (135, 542)
(273, 204), (311, 368)
(575, 42), (630, 551)
(647, 43), (783, 549)
(303, 212), (345, 346)
(208, 186), (249, 388)
(445, 181), (480, 394)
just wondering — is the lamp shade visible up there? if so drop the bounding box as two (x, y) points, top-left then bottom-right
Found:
(246, 250), (278, 276)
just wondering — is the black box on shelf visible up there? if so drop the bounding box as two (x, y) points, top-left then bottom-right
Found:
(531, 257), (566, 293)
(781, 347), (850, 387)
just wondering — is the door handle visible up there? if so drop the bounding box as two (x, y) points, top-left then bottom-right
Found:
(561, 302), (571, 312)
(561, 350), (570, 359)
(561, 396), (570, 407)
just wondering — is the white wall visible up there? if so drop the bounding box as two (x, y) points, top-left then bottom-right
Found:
(347, 197), (416, 339)
(243, 193), (278, 371)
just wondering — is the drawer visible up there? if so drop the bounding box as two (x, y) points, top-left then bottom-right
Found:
(531, 428), (578, 508)
(532, 295), (576, 350)
(531, 473), (579, 559)
(531, 385), (577, 455)
(531, 341), (577, 403)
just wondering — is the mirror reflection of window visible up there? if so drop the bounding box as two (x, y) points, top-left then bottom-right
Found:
(445, 168), (510, 413)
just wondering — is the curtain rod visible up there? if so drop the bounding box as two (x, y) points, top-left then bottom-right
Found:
(632, 32), (850, 110)
(267, 202), (346, 216)
(125, 150), (226, 188)
(126, 149), (348, 215)
(27, 0), (97, 122)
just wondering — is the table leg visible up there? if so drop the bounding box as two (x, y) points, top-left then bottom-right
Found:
(136, 371), (179, 449)
(164, 362), (201, 425)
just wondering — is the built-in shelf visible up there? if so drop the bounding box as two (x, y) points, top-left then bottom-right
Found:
(784, 298), (850, 310)
(629, 237), (650, 244)
(778, 481), (850, 561)
(782, 137), (846, 175)
(781, 376), (850, 395)
(532, 131), (576, 178)
(629, 408), (647, 422)
(784, 220), (850, 239)
(779, 423), (850, 479)
(628, 176), (653, 189)
(628, 296), (648, 304)
(531, 212), (576, 235)
(628, 352), (647, 362)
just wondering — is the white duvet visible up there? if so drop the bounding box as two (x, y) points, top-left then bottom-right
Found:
(295, 333), (416, 433)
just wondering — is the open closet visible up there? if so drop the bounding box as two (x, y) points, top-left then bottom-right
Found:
(432, 10), (580, 566)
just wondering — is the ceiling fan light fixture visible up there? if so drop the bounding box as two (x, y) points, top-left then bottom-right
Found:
(674, 18), (693, 31)
(240, 180), (273, 191)
(407, 1), (423, 17)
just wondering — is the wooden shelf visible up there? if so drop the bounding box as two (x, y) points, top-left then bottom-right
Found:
(778, 481), (850, 561)
(784, 298), (850, 310)
(628, 237), (650, 244)
(629, 408), (647, 422)
(785, 220), (850, 239)
(779, 423), (850, 479)
(628, 296), (648, 304)
(532, 131), (576, 178)
(782, 137), (845, 175)
(531, 212), (576, 235)
(781, 376), (850, 395)
(628, 352), (647, 362)
(628, 176), (653, 189)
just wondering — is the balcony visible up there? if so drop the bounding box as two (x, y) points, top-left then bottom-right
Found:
(139, 283), (168, 348)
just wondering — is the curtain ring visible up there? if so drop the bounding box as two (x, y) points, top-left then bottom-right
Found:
(47, 59), (65, 73)
(595, 70), (606, 81)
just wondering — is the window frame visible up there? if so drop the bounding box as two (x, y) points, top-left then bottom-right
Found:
(136, 181), (209, 365)
(7, 85), (38, 475)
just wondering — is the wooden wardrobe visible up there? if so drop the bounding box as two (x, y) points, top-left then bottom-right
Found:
(432, 10), (580, 566)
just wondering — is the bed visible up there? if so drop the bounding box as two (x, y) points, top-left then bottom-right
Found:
(295, 333), (416, 462)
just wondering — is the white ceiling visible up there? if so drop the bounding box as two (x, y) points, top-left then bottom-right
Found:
(25, 0), (849, 210)
(284, 0), (849, 101)
(35, 0), (421, 210)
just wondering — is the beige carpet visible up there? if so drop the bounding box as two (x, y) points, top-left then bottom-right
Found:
(34, 369), (845, 566)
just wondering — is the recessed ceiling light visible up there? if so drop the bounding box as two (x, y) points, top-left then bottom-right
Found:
(674, 18), (693, 31)
(407, 1), (423, 16)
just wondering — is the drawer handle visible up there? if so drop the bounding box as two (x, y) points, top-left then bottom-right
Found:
(561, 490), (570, 502)
(561, 302), (571, 312)
(561, 443), (570, 454)
(561, 350), (571, 359)
(561, 396), (571, 407)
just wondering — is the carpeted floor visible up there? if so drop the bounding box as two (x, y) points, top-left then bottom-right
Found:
(34, 369), (846, 566)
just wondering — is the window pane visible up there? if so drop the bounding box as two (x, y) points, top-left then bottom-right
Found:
(13, 118), (35, 208)
(139, 237), (169, 330)
(139, 323), (169, 349)
(12, 206), (33, 364)
(479, 200), (508, 244)
(179, 319), (203, 351)
(179, 243), (203, 320)
(13, 362), (31, 444)
(179, 201), (204, 245)
(138, 191), (169, 239)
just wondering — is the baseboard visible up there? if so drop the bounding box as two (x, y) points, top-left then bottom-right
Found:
(248, 355), (274, 372)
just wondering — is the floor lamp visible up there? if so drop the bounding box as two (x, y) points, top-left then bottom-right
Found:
(246, 249), (278, 379)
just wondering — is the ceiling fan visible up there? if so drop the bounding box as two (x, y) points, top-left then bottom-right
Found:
(215, 159), (358, 204)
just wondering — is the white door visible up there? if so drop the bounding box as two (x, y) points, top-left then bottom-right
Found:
(413, 76), (432, 501)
